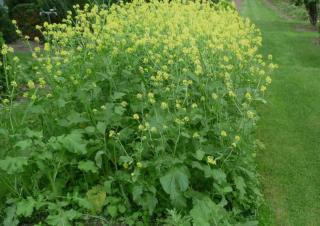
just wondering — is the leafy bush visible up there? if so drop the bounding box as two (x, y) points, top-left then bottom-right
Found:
(0, 0), (276, 225)
(0, 6), (18, 43)
(10, 3), (43, 38)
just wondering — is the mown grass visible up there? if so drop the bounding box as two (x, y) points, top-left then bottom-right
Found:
(241, 0), (320, 225)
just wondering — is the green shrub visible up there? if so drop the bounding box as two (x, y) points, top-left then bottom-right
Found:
(0, 1), (276, 225)
(10, 3), (42, 38)
(0, 6), (18, 43)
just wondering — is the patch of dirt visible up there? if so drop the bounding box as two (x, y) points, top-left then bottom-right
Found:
(234, 0), (242, 11)
(312, 37), (320, 45)
(295, 24), (318, 32)
(264, 0), (293, 20)
(9, 40), (41, 53)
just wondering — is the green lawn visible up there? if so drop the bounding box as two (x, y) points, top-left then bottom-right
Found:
(241, 0), (320, 225)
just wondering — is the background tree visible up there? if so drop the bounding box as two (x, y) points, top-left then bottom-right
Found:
(294, 0), (319, 26)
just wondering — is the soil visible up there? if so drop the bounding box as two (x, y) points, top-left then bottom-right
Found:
(234, 0), (242, 11)
(9, 40), (41, 53)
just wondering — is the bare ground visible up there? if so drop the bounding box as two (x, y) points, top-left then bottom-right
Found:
(234, 0), (242, 11)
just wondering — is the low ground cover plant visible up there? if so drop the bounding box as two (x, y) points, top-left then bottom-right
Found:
(0, 0), (276, 225)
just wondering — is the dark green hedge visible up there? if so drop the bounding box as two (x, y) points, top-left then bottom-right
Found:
(0, 7), (18, 43)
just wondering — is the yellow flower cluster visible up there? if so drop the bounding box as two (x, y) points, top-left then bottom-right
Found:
(4, 0), (275, 153)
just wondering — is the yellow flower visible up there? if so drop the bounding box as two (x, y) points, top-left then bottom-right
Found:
(109, 130), (116, 138)
(221, 130), (227, 137)
(207, 156), (216, 165)
(34, 47), (41, 53)
(260, 85), (267, 92)
(10, 81), (17, 88)
(136, 93), (143, 99)
(13, 56), (19, 63)
(235, 135), (241, 142)
(123, 163), (129, 169)
(161, 102), (168, 110)
(211, 93), (218, 100)
(133, 113), (139, 120)
(247, 111), (255, 119)
(2, 99), (9, 104)
(138, 124), (145, 131)
(245, 92), (252, 100)
(193, 132), (200, 138)
(266, 76), (272, 84)
(27, 80), (35, 89)
(31, 94), (37, 101)
(228, 91), (236, 97)
(121, 101), (128, 107)
(136, 162), (143, 168)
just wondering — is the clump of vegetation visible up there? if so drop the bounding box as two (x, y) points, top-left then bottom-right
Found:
(292, 0), (319, 25)
(0, 6), (18, 43)
(0, 0), (276, 225)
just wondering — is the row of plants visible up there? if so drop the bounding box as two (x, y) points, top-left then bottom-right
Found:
(0, 0), (276, 225)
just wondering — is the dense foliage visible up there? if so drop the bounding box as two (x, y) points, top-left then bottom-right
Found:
(0, 0), (276, 225)
(0, 6), (17, 43)
(293, 0), (319, 25)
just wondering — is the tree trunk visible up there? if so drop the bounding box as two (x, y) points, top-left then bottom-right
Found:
(304, 1), (318, 26)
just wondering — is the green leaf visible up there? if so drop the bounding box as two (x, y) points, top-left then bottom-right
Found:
(95, 151), (105, 169)
(67, 111), (88, 125)
(107, 205), (118, 217)
(74, 197), (92, 210)
(78, 160), (98, 173)
(3, 206), (19, 226)
(160, 167), (189, 205)
(15, 140), (33, 150)
(119, 156), (133, 164)
(234, 176), (247, 197)
(25, 128), (43, 139)
(195, 150), (205, 161)
(0, 156), (28, 174)
(212, 169), (227, 184)
(0, 128), (9, 136)
(111, 92), (126, 100)
(46, 209), (81, 226)
(96, 122), (106, 135)
(57, 132), (87, 154)
(16, 197), (36, 217)
(132, 185), (143, 201)
(190, 197), (226, 226)
(141, 193), (158, 215)
(114, 106), (125, 115)
(118, 204), (126, 213)
(103, 180), (113, 194)
(86, 186), (106, 214)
